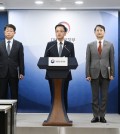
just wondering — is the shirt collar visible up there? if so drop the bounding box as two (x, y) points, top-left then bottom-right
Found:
(5, 38), (13, 45)
(57, 40), (64, 45)
(97, 39), (104, 44)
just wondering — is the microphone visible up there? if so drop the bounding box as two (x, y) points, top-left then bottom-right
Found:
(64, 45), (70, 53)
(46, 44), (56, 52)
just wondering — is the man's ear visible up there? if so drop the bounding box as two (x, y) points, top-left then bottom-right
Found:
(64, 32), (67, 36)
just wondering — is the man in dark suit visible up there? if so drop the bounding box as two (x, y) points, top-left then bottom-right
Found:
(0, 24), (24, 100)
(44, 24), (75, 112)
(86, 24), (115, 123)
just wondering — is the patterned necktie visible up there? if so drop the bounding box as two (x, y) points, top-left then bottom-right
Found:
(98, 41), (102, 55)
(7, 41), (11, 55)
(59, 42), (62, 57)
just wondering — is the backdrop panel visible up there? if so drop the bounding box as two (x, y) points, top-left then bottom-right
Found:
(0, 11), (8, 41)
(118, 11), (120, 114)
(8, 10), (118, 113)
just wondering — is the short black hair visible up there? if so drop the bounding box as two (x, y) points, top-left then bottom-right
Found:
(94, 24), (105, 32)
(4, 24), (16, 32)
(55, 24), (67, 32)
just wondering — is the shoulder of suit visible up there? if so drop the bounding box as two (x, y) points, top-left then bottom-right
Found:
(47, 40), (56, 45)
(0, 40), (5, 44)
(104, 40), (113, 45)
(13, 39), (22, 44)
(88, 41), (96, 46)
(47, 41), (57, 49)
(0, 40), (5, 47)
(65, 40), (74, 46)
(13, 40), (23, 47)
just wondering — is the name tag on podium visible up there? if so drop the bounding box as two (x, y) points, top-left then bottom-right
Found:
(48, 57), (68, 66)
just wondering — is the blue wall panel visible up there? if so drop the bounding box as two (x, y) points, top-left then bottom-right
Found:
(118, 11), (120, 114)
(0, 10), (118, 113)
(0, 11), (8, 41)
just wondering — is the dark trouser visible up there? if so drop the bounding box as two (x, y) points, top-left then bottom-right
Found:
(0, 77), (19, 99)
(48, 79), (69, 112)
(91, 74), (110, 117)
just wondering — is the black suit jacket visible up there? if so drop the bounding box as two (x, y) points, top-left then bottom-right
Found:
(0, 39), (24, 78)
(44, 40), (75, 80)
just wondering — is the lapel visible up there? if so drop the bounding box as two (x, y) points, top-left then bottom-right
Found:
(61, 40), (67, 57)
(52, 40), (59, 56)
(93, 41), (100, 57)
(101, 40), (107, 56)
(1, 41), (8, 55)
(9, 40), (17, 56)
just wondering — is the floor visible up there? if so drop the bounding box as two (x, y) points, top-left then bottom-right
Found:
(16, 113), (120, 134)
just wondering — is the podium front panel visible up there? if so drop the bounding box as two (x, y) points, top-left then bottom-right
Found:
(47, 70), (69, 79)
(0, 100), (17, 134)
(0, 105), (11, 134)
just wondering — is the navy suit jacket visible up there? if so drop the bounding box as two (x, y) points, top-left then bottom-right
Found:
(44, 40), (75, 80)
(0, 39), (24, 78)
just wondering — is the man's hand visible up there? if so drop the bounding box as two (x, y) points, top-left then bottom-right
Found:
(86, 77), (91, 81)
(19, 74), (24, 80)
(109, 76), (114, 80)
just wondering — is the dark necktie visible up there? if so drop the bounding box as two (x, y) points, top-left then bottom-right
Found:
(59, 42), (62, 57)
(98, 41), (102, 55)
(7, 41), (11, 55)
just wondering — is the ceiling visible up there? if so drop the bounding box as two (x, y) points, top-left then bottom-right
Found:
(0, 0), (120, 10)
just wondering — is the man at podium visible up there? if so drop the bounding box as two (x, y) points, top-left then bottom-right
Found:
(44, 24), (75, 112)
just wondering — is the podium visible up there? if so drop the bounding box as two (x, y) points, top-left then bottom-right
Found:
(0, 100), (17, 134)
(38, 57), (78, 126)
(0, 105), (11, 134)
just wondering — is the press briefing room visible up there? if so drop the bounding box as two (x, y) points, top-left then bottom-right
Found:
(0, 0), (120, 134)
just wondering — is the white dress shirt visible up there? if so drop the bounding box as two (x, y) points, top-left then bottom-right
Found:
(5, 38), (13, 50)
(97, 39), (104, 49)
(57, 40), (64, 52)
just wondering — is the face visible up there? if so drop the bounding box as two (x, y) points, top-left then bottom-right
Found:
(4, 27), (16, 40)
(55, 26), (66, 41)
(94, 26), (105, 40)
